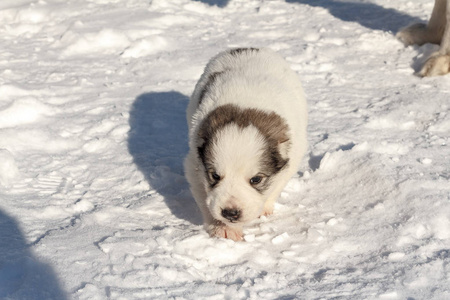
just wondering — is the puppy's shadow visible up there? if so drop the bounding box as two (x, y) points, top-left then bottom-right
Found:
(128, 91), (202, 225)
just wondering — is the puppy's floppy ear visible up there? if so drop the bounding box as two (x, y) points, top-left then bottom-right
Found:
(196, 130), (208, 165)
(196, 131), (206, 148)
(278, 137), (290, 160)
(262, 117), (290, 160)
(196, 118), (219, 168)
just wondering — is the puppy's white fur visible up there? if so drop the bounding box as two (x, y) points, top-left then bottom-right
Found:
(184, 48), (307, 241)
(397, 0), (450, 76)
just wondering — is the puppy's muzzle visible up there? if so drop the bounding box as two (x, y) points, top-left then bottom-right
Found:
(221, 208), (241, 222)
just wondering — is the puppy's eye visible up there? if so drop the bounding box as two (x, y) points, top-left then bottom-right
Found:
(211, 172), (221, 181)
(250, 176), (262, 185)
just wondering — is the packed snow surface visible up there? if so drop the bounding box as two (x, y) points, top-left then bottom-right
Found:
(1, 0), (449, 299)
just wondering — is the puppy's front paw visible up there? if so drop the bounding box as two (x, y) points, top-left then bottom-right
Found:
(419, 53), (450, 77)
(262, 206), (273, 217)
(262, 202), (274, 217)
(207, 221), (243, 241)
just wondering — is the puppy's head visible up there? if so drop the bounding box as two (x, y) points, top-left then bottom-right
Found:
(197, 104), (290, 226)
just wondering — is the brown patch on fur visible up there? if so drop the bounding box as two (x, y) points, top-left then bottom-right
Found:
(197, 104), (290, 189)
(228, 47), (260, 56)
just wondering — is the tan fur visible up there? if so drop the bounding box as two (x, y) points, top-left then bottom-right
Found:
(197, 104), (290, 147)
(397, 0), (450, 76)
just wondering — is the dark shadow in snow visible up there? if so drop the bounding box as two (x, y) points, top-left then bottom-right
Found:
(286, 0), (424, 33)
(128, 91), (202, 225)
(193, 0), (424, 33)
(0, 209), (67, 300)
(308, 153), (324, 172)
(311, 268), (330, 282)
(193, 0), (230, 7)
(338, 142), (355, 151)
(275, 296), (297, 300)
(308, 142), (356, 171)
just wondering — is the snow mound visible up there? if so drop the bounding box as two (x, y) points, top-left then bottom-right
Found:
(121, 36), (169, 58)
(60, 29), (131, 57)
(0, 98), (56, 128)
(0, 149), (20, 187)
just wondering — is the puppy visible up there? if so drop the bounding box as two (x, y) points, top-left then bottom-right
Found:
(397, 0), (450, 76)
(184, 48), (307, 241)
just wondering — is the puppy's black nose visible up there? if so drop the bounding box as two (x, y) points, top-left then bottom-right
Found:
(221, 208), (241, 222)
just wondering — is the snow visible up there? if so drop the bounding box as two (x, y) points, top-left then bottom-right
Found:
(0, 149), (20, 187)
(0, 0), (449, 299)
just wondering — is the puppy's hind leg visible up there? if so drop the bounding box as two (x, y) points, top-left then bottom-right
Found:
(418, 51), (450, 76)
(419, 0), (450, 76)
(397, 0), (447, 46)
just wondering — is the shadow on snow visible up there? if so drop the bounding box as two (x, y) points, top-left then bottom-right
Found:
(286, 0), (424, 33)
(196, 0), (424, 33)
(128, 91), (202, 226)
(193, 0), (230, 8)
(0, 209), (67, 300)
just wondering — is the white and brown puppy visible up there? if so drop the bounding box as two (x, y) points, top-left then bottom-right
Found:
(184, 48), (307, 241)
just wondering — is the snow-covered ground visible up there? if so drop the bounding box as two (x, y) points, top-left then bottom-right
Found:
(1, 0), (449, 299)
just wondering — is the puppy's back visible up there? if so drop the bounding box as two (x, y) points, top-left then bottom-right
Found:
(187, 48), (306, 139)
